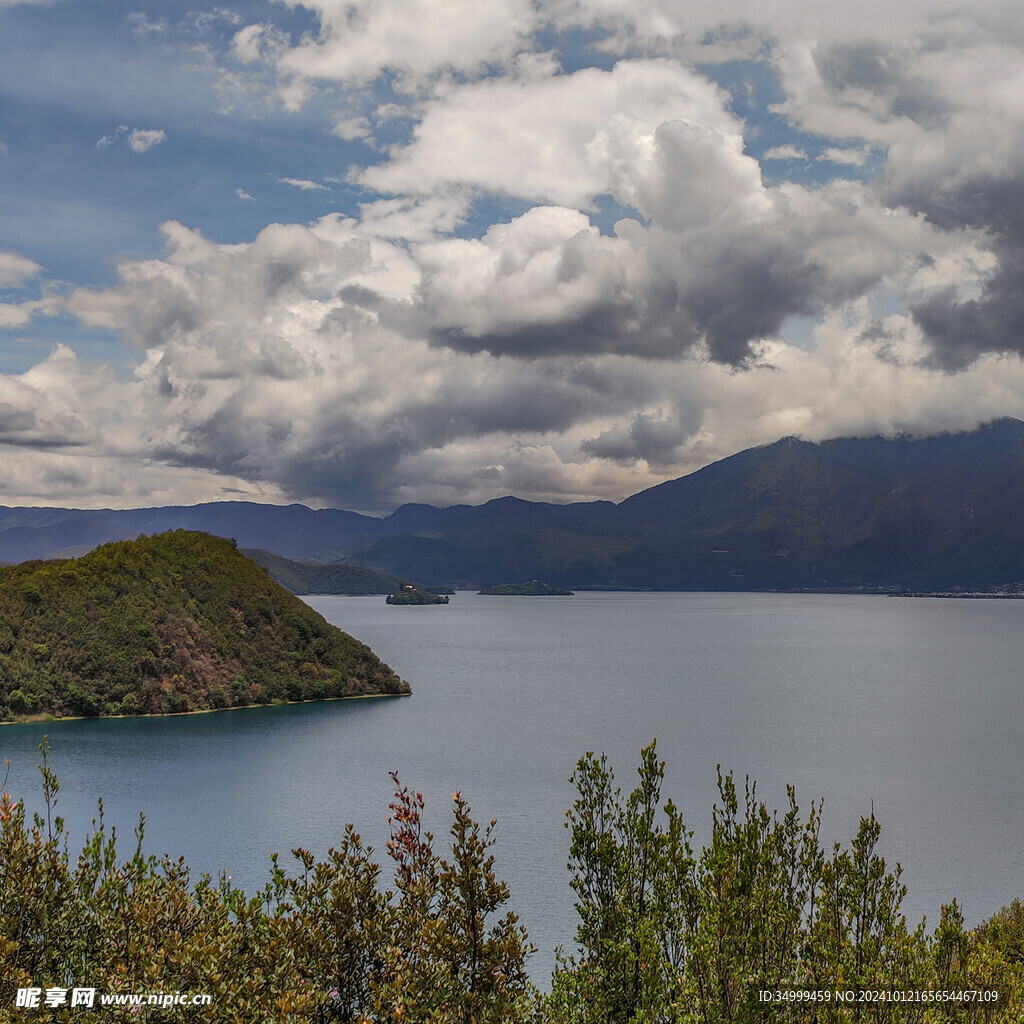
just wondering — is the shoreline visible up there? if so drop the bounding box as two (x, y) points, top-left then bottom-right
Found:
(0, 689), (411, 728)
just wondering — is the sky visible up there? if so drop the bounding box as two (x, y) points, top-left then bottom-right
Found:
(2, 0), (1024, 511)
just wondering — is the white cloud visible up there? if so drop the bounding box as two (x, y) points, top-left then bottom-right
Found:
(187, 7), (242, 33)
(331, 116), (372, 141)
(416, 206), (639, 340)
(28, 223), (1024, 510)
(763, 144), (808, 160)
(96, 126), (130, 148)
(31, 159), (973, 510)
(127, 12), (167, 35)
(95, 126), (166, 152)
(0, 250), (42, 286)
(0, 304), (34, 328)
(820, 145), (872, 165)
(12, 0), (1024, 509)
(277, 177), (329, 191)
(235, 188), (255, 201)
(128, 128), (166, 153)
(356, 193), (471, 242)
(231, 22), (289, 64)
(271, 0), (537, 89)
(361, 60), (739, 209)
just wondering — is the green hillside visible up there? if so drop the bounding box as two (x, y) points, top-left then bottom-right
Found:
(243, 548), (452, 595)
(0, 531), (409, 722)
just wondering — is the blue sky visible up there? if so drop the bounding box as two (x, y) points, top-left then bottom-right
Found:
(2, 0), (1023, 509)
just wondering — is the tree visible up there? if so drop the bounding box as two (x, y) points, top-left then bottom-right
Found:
(372, 775), (537, 1021)
(548, 741), (694, 1023)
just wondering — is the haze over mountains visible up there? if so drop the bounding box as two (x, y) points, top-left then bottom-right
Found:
(4, 419), (1024, 592)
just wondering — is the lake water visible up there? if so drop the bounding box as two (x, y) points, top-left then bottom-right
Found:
(2, 592), (1023, 983)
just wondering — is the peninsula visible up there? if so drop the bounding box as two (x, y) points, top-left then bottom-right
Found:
(0, 531), (409, 722)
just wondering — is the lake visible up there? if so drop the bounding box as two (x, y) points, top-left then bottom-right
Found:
(2, 591), (1023, 983)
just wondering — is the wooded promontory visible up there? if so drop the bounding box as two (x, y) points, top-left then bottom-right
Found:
(0, 530), (408, 722)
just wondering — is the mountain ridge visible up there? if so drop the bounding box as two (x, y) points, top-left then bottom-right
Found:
(4, 420), (1024, 591)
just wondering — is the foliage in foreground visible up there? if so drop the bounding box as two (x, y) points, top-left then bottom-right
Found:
(1, 741), (1022, 1023)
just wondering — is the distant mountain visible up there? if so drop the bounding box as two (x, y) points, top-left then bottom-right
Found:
(345, 497), (622, 588)
(342, 419), (1024, 590)
(4, 420), (1024, 591)
(0, 502), (384, 564)
(0, 531), (408, 722)
(243, 549), (451, 595)
(586, 417), (1024, 590)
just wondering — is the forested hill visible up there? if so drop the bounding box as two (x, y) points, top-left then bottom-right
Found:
(242, 548), (448, 595)
(0, 531), (408, 722)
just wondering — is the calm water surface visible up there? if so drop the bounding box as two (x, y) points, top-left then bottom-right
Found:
(3, 592), (1023, 982)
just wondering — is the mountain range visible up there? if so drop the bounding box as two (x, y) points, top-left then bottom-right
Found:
(4, 418), (1024, 591)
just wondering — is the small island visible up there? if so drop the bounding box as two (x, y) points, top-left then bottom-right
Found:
(478, 581), (574, 596)
(386, 586), (450, 605)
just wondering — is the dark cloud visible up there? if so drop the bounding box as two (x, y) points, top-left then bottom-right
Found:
(428, 298), (700, 360)
(426, 229), (829, 367)
(905, 177), (1024, 369)
(0, 402), (88, 449)
(814, 40), (950, 127)
(152, 357), (602, 507)
(582, 412), (690, 465)
(679, 232), (826, 364)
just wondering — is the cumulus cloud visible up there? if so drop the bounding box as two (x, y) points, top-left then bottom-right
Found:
(767, 22), (1024, 370)
(35, 216), (1024, 511)
(128, 128), (166, 153)
(271, 0), (537, 89)
(342, 55), (959, 366)
(582, 412), (693, 466)
(409, 141), (944, 366)
(127, 12), (166, 35)
(331, 116), (372, 141)
(360, 60), (738, 208)
(0, 250), (42, 286)
(57, 219), (650, 506)
(33, 174), (988, 512)
(0, 304), (34, 328)
(244, 0), (990, 99)
(11, 0), (1024, 509)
